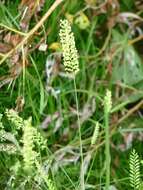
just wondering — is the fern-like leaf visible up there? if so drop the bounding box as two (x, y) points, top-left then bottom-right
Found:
(129, 149), (141, 189)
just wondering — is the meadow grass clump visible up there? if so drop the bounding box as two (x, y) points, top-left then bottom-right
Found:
(1, 1), (143, 189)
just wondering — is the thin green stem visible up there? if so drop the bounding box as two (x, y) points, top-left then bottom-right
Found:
(73, 77), (85, 190)
(0, 23), (27, 36)
(105, 107), (111, 189)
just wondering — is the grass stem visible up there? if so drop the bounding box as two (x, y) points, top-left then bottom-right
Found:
(105, 102), (111, 189)
(73, 77), (85, 190)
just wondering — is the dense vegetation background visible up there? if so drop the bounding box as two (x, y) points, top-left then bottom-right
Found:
(0, 0), (143, 189)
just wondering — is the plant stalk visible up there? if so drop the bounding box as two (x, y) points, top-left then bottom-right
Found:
(105, 107), (111, 189)
(73, 77), (85, 190)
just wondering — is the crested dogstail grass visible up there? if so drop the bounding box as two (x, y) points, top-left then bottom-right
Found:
(5, 109), (24, 130)
(34, 129), (47, 150)
(59, 18), (85, 189)
(129, 149), (141, 190)
(0, 129), (17, 143)
(22, 118), (37, 172)
(35, 161), (56, 190)
(91, 121), (100, 145)
(59, 19), (79, 75)
(0, 110), (55, 188)
(0, 112), (20, 154)
(0, 143), (17, 154)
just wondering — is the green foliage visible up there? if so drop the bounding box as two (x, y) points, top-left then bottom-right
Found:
(1, 1), (143, 189)
(129, 149), (141, 190)
(111, 30), (143, 87)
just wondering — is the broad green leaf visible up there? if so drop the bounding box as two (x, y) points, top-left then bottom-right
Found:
(111, 30), (143, 86)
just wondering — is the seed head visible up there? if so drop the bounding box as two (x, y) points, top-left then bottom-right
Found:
(59, 19), (79, 75)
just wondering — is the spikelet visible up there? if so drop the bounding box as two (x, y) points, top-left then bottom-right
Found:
(129, 149), (141, 189)
(0, 113), (20, 152)
(34, 130), (47, 151)
(104, 90), (112, 113)
(0, 129), (19, 148)
(35, 161), (56, 190)
(5, 109), (23, 130)
(59, 19), (79, 75)
(22, 118), (37, 172)
(91, 122), (100, 145)
(0, 143), (17, 154)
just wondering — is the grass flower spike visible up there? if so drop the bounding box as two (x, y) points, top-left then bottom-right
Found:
(22, 118), (37, 172)
(104, 90), (112, 113)
(5, 109), (23, 130)
(129, 149), (141, 189)
(59, 19), (79, 75)
(91, 122), (100, 145)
